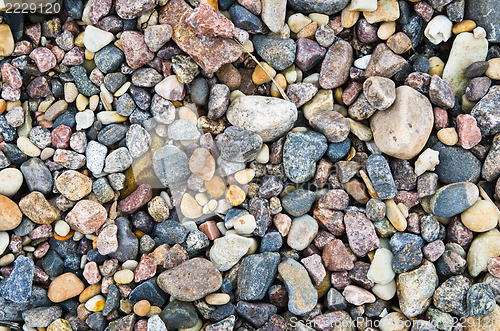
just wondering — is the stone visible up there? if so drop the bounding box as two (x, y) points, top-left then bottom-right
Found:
(260, 0), (286, 33)
(365, 44), (408, 78)
(70, 66), (99, 96)
(397, 260), (438, 317)
(230, 5), (264, 34)
(120, 31), (154, 69)
(287, 215), (318, 251)
(430, 182), (479, 218)
(65, 200), (107, 234)
(467, 283), (496, 317)
(432, 142), (481, 184)
(252, 35), (296, 71)
(370, 86), (434, 159)
(288, 0), (349, 14)
(363, 76), (396, 110)
(461, 199), (499, 233)
(442, 32), (488, 97)
(48, 272), (85, 303)
(216, 126), (263, 162)
(227, 96), (297, 142)
(152, 145), (190, 188)
(309, 111), (350, 143)
(471, 86), (500, 136)
(159, 300), (198, 329)
(367, 248), (395, 285)
(22, 306), (62, 328)
(31, 47), (57, 73)
(345, 211), (379, 257)
(187, 3), (234, 38)
(363, 0), (400, 23)
(319, 40), (353, 89)
(386, 32), (412, 54)
(0, 255), (34, 303)
(424, 15), (453, 45)
(157, 258), (222, 301)
(115, 0), (156, 19)
(0, 24), (14, 56)
(55, 170), (92, 201)
(283, 131), (327, 183)
(19, 192), (58, 225)
(160, 0), (242, 73)
(210, 233), (253, 271)
(465, 0), (500, 43)
(0, 194), (22, 231)
(343, 285), (376, 305)
(366, 154), (397, 200)
(433, 275), (470, 316)
(83, 25), (114, 53)
(467, 229), (500, 277)
(94, 45), (125, 74)
(281, 189), (315, 216)
(295, 39), (326, 72)
(278, 258), (318, 316)
(238, 252), (280, 300)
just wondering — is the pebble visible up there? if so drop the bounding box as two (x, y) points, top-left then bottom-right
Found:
(467, 283), (496, 317)
(278, 258), (318, 316)
(83, 25), (114, 53)
(0, 255), (34, 303)
(309, 111), (350, 143)
(20, 156), (53, 195)
(210, 233), (253, 271)
(467, 229), (500, 277)
(283, 131), (327, 183)
(367, 248), (395, 285)
(65, 200), (107, 234)
(287, 215), (318, 251)
(319, 40), (353, 89)
(432, 142), (481, 184)
(366, 154), (397, 200)
(482, 134), (500, 182)
(253, 35), (296, 71)
(48, 272), (85, 303)
(365, 44), (408, 78)
(345, 211), (380, 257)
(0, 168), (23, 197)
(430, 182), (479, 218)
(343, 285), (376, 305)
(227, 96), (297, 142)
(363, 76), (396, 110)
(55, 170), (92, 201)
(370, 86), (433, 159)
(19, 191), (58, 224)
(22, 306), (63, 328)
(281, 189), (315, 216)
(157, 257), (222, 301)
(238, 252), (280, 301)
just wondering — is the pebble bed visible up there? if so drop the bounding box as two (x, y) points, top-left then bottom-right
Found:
(0, 0), (500, 330)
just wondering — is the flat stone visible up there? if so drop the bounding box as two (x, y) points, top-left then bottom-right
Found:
(370, 86), (434, 159)
(253, 35), (296, 71)
(288, 0), (349, 14)
(65, 200), (107, 234)
(278, 258), (318, 316)
(19, 192), (58, 225)
(345, 210), (379, 257)
(47, 272), (85, 303)
(467, 229), (500, 277)
(157, 257), (222, 301)
(432, 142), (481, 184)
(309, 111), (350, 143)
(287, 215), (319, 251)
(216, 126), (263, 162)
(22, 306), (62, 328)
(281, 189), (315, 216)
(210, 233), (253, 271)
(319, 40), (353, 89)
(152, 145), (190, 188)
(0, 194), (22, 231)
(0, 255), (34, 303)
(366, 154), (397, 200)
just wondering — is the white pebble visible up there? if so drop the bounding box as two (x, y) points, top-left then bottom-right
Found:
(414, 148), (440, 176)
(122, 260), (139, 270)
(75, 109), (95, 131)
(372, 279), (397, 300)
(367, 248), (395, 285)
(256, 144), (269, 164)
(424, 15), (453, 45)
(54, 220), (70, 237)
(83, 25), (115, 52)
(234, 214), (257, 235)
(0, 232), (9, 256)
(0, 168), (23, 197)
(85, 294), (106, 312)
(473, 26), (487, 39)
(40, 147), (55, 161)
(96, 111), (127, 124)
(64, 82), (78, 103)
(0, 253), (15, 266)
(354, 55), (371, 69)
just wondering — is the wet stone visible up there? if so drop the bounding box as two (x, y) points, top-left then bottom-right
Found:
(230, 5), (264, 34)
(94, 45), (125, 74)
(471, 86), (500, 136)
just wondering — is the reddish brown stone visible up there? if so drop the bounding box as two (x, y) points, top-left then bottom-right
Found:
(313, 230), (335, 250)
(163, 244), (189, 269)
(423, 240), (445, 262)
(328, 16), (343, 34)
(31, 47), (57, 72)
(25, 23), (41, 44)
(434, 107), (449, 130)
(238, 0), (261, 15)
(393, 190), (421, 209)
(310, 311), (350, 331)
(12, 41), (33, 56)
(89, 67), (105, 86)
(273, 213), (291, 237)
(134, 320), (148, 331)
(406, 212), (420, 234)
(405, 71), (431, 94)
(34, 241), (50, 259)
(268, 284), (288, 307)
(322, 239), (354, 271)
(29, 224), (53, 240)
(199, 220), (221, 240)
(488, 257), (500, 278)
(51, 125), (72, 149)
(446, 216), (473, 248)
(1, 63), (22, 89)
(342, 81), (363, 106)
(118, 184), (153, 214)
(120, 31), (154, 69)
(47, 45), (65, 63)
(115, 0), (156, 19)
(83, 261), (102, 284)
(159, 0), (242, 74)
(26, 76), (51, 98)
(414, 1), (434, 22)
(8, 234), (22, 253)
(317, 189), (349, 210)
(62, 17), (80, 35)
(342, 179), (370, 204)
(187, 3), (235, 38)
(134, 254), (157, 282)
(89, 0), (113, 24)
(344, 211), (379, 257)
(330, 271), (352, 290)
(456, 114), (482, 149)
(314, 158), (332, 189)
(62, 47), (85, 66)
(313, 207), (345, 236)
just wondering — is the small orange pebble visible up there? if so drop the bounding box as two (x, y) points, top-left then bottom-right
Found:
(92, 236), (98, 249)
(54, 231), (74, 241)
(133, 229), (145, 239)
(452, 20), (476, 34)
(0, 99), (6, 115)
(201, 0), (218, 10)
(172, 101), (183, 107)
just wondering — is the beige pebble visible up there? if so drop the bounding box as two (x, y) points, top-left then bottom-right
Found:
(428, 56), (445, 76)
(79, 284), (101, 303)
(256, 144), (269, 163)
(179, 106), (198, 125)
(414, 148), (440, 176)
(233, 213), (257, 235)
(288, 13), (312, 33)
(303, 89), (334, 120)
(17, 137), (41, 157)
(180, 193), (203, 219)
(55, 220), (71, 237)
(41, 147), (55, 161)
(64, 83), (78, 103)
(377, 21), (396, 40)
(205, 293), (230, 305)
(308, 13), (329, 25)
(271, 73), (287, 98)
(461, 200), (500, 232)
(76, 94), (89, 111)
(347, 118), (372, 141)
(47, 318), (72, 331)
(205, 176), (226, 198)
(195, 193), (209, 206)
(147, 305), (162, 317)
(96, 111), (127, 124)
(89, 95), (99, 111)
(122, 260), (139, 270)
(437, 127), (459, 146)
(114, 81), (131, 97)
(341, 4), (360, 28)
(114, 269), (134, 284)
(133, 299), (151, 316)
(234, 169), (255, 185)
(486, 58), (500, 80)
(242, 39), (254, 53)
(0, 253), (15, 266)
(85, 49), (94, 60)
(297, 21), (318, 39)
(49, 273), (85, 303)
(283, 65), (297, 84)
(385, 199), (407, 231)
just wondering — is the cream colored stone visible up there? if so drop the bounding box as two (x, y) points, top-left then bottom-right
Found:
(114, 269), (134, 284)
(429, 56), (445, 76)
(17, 137), (41, 157)
(347, 118), (372, 141)
(341, 4), (360, 28)
(363, 0), (400, 24)
(385, 199), (407, 231)
(180, 193), (203, 219)
(303, 89), (334, 120)
(235, 169), (255, 185)
(461, 200), (500, 232)
(377, 21), (396, 40)
(467, 229), (500, 277)
(414, 148), (440, 176)
(486, 58), (500, 80)
(437, 127), (459, 146)
(287, 13), (312, 33)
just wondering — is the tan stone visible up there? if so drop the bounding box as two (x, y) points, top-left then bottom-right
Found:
(189, 148), (215, 181)
(363, 0), (400, 24)
(252, 62), (276, 85)
(225, 185), (246, 206)
(0, 194), (22, 231)
(19, 191), (59, 224)
(180, 193), (203, 219)
(370, 86), (433, 159)
(55, 170), (92, 201)
(0, 24), (14, 57)
(205, 176), (225, 198)
(461, 200), (500, 232)
(48, 273), (85, 303)
(486, 58), (500, 80)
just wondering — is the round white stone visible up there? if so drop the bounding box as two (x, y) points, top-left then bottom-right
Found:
(83, 25), (115, 53)
(76, 109), (95, 131)
(54, 220), (71, 237)
(424, 15), (453, 45)
(0, 168), (23, 197)
(233, 214), (257, 235)
(367, 248), (395, 285)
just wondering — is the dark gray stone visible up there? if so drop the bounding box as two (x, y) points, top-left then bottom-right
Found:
(129, 277), (168, 306)
(238, 252), (280, 301)
(70, 65), (99, 96)
(288, 0), (350, 14)
(327, 137), (351, 162)
(94, 45), (125, 74)
(471, 86), (500, 136)
(216, 126), (263, 163)
(102, 285), (120, 317)
(281, 189), (315, 217)
(109, 217), (138, 262)
(154, 220), (189, 245)
(159, 300), (198, 329)
(0, 286), (50, 322)
(0, 256), (34, 303)
(229, 5), (264, 34)
(20, 158), (53, 195)
(432, 142), (481, 184)
(253, 35), (296, 71)
(366, 154), (397, 200)
(465, 0), (500, 43)
(430, 182), (479, 218)
(235, 301), (277, 328)
(467, 283), (496, 317)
